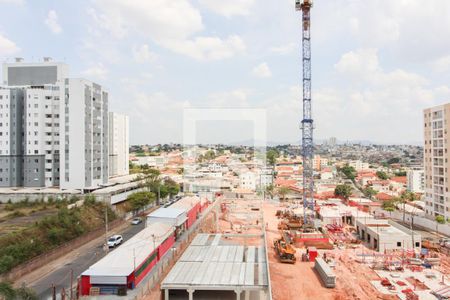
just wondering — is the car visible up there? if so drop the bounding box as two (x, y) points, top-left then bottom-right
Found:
(107, 235), (123, 248)
(131, 217), (142, 225)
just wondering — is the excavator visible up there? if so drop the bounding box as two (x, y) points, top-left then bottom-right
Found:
(273, 233), (297, 263)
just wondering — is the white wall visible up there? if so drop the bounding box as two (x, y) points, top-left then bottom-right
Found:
(109, 112), (129, 177)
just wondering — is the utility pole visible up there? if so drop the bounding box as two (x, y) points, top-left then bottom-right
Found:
(105, 199), (109, 253)
(158, 184), (161, 205)
(70, 269), (73, 300)
(52, 284), (56, 300)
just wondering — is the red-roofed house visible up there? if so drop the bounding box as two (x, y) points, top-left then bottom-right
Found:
(390, 176), (407, 185)
(275, 178), (297, 187)
(375, 192), (393, 201)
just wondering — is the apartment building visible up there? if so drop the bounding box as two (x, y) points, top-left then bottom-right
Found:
(407, 169), (424, 193)
(108, 112), (129, 177)
(0, 60), (109, 190)
(60, 78), (108, 190)
(0, 61), (65, 187)
(423, 104), (450, 218)
(239, 171), (256, 190)
(348, 160), (370, 171)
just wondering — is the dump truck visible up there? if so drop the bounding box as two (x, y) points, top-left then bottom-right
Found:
(274, 237), (296, 263)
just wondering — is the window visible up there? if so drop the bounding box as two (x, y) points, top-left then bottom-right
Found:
(415, 242), (420, 247)
(397, 242), (402, 247)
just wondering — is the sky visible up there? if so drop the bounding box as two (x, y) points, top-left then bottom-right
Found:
(0, 0), (449, 145)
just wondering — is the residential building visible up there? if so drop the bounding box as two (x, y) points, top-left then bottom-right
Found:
(108, 112), (129, 177)
(0, 60), (65, 187)
(407, 169), (424, 193)
(258, 167), (273, 188)
(423, 104), (450, 218)
(239, 171), (256, 190)
(60, 78), (108, 190)
(0, 60), (109, 190)
(348, 160), (370, 171)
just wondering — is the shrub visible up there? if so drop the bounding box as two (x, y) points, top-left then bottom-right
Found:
(0, 255), (15, 274)
(84, 194), (96, 206)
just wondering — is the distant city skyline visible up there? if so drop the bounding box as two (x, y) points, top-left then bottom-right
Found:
(1, 0), (449, 145)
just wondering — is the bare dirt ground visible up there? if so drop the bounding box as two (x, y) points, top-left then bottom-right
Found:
(263, 201), (394, 300)
(0, 204), (57, 237)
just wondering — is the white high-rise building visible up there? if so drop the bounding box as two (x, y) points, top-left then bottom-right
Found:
(423, 104), (450, 218)
(407, 169), (424, 193)
(108, 112), (129, 177)
(60, 78), (108, 190)
(0, 60), (109, 190)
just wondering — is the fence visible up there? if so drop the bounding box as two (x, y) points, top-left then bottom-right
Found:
(0, 219), (125, 282)
(384, 210), (450, 237)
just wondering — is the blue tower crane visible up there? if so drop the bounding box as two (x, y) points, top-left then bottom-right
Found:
(296, 0), (314, 225)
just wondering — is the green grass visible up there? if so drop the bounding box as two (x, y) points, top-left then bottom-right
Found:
(0, 199), (116, 274)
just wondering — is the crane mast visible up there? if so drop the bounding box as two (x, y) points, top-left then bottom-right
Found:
(296, 0), (314, 225)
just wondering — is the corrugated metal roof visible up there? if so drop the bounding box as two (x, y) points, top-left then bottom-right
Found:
(82, 222), (173, 277)
(161, 234), (268, 290)
(148, 207), (187, 218)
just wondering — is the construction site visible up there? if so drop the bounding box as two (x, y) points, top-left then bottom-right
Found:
(160, 197), (270, 300)
(260, 1), (450, 299)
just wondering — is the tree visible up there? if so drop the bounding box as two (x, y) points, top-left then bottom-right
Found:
(340, 165), (356, 180)
(204, 150), (216, 161)
(435, 215), (446, 235)
(382, 199), (396, 211)
(334, 184), (353, 199)
(126, 191), (156, 212)
(15, 286), (38, 300)
(0, 282), (16, 300)
(387, 157), (400, 165)
(265, 184), (275, 199)
(362, 187), (377, 199)
(376, 171), (389, 180)
(266, 150), (279, 166)
(0, 282), (38, 300)
(399, 191), (415, 223)
(394, 171), (407, 176)
(164, 178), (180, 199)
(143, 168), (163, 204)
(277, 186), (290, 201)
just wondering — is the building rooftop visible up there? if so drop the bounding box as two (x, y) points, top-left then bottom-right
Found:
(148, 207), (187, 219)
(82, 222), (173, 277)
(161, 234), (268, 290)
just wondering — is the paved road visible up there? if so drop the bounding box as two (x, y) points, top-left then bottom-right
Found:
(29, 221), (145, 299)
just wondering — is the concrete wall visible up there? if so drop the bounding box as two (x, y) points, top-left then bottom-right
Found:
(388, 209), (450, 237)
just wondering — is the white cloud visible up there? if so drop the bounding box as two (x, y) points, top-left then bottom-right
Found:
(132, 44), (158, 63)
(162, 35), (246, 61)
(90, 1), (245, 61)
(91, 0), (203, 41)
(0, 34), (20, 56)
(270, 43), (296, 55)
(261, 48), (445, 144)
(206, 89), (251, 108)
(130, 92), (191, 143)
(432, 55), (450, 73)
(0, 0), (24, 4)
(334, 48), (380, 77)
(45, 10), (62, 34)
(81, 63), (108, 80)
(199, 0), (255, 17)
(252, 62), (272, 78)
